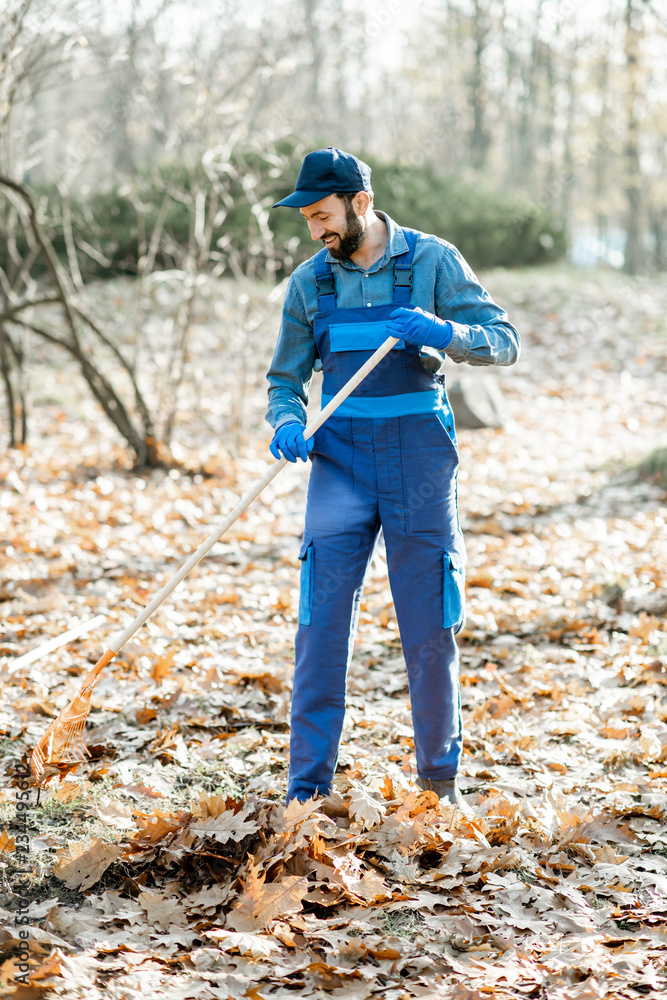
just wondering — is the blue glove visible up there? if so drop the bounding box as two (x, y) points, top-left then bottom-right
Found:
(385, 306), (453, 350)
(270, 421), (314, 463)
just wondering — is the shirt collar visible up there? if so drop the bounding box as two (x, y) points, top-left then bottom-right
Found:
(324, 210), (408, 270)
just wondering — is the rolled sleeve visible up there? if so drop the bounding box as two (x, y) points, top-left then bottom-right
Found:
(435, 246), (520, 367)
(265, 277), (317, 429)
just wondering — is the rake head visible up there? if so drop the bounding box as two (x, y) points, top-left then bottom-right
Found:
(30, 648), (115, 784)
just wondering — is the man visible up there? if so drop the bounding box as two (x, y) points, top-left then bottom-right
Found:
(267, 147), (519, 805)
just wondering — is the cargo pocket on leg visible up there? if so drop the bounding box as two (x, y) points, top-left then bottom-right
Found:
(298, 535), (313, 625)
(443, 549), (465, 632)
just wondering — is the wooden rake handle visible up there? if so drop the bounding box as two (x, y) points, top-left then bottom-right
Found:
(107, 334), (398, 658)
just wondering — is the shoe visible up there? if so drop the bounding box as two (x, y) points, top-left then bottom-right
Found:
(416, 776), (460, 805)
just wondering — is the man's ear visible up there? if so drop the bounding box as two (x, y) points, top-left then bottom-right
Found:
(354, 191), (372, 218)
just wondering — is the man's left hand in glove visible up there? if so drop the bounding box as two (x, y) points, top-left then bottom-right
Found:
(385, 306), (453, 351)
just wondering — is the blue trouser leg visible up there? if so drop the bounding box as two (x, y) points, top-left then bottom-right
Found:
(287, 524), (379, 801)
(287, 418), (380, 802)
(286, 413), (464, 801)
(381, 527), (463, 779)
(378, 409), (464, 779)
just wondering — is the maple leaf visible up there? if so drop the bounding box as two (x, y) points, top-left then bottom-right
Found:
(53, 838), (122, 891)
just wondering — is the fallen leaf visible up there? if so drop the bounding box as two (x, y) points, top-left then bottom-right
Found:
(348, 785), (386, 830)
(191, 811), (259, 843)
(138, 889), (189, 929)
(227, 862), (308, 932)
(92, 797), (136, 829)
(0, 830), (15, 852)
(53, 781), (81, 803)
(53, 838), (122, 890)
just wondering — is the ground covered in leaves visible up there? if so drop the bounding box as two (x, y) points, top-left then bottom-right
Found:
(1, 265), (667, 999)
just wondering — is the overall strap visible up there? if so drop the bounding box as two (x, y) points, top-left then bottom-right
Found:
(313, 247), (337, 313)
(392, 228), (419, 305)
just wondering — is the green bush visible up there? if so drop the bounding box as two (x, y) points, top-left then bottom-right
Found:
(367, 160), (566, 268)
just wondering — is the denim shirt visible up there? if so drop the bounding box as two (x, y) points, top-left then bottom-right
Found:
(266, 211), (520, 429)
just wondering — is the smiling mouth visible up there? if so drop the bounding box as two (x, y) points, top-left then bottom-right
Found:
(323, 235), (338, 246)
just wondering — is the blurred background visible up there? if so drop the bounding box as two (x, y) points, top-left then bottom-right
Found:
(1, 0), (666, 465)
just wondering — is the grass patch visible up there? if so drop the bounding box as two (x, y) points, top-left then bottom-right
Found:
(382, 909), (426, 938)
(635, 447), (667, 487)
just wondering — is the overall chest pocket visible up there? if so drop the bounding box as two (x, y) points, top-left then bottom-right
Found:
(328, 322), (405, 352)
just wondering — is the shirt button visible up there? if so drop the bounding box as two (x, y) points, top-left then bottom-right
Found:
(364, 273), (369, 278)
(366, 302), (372, 307)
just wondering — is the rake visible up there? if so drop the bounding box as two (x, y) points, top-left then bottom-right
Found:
(26, 336), (400, 783)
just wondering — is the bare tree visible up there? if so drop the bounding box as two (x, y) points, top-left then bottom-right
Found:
(0, 175), (160, 463)
(623, 0), (646, 274)
(469, 0), (491, 170)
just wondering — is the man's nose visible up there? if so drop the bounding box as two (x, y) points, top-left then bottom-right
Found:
(309, 222), (325, 241)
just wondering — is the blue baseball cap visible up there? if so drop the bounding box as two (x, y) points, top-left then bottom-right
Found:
(272, 147), (372, 208)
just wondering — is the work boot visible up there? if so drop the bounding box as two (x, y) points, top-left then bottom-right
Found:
(416, 776), (460, 805)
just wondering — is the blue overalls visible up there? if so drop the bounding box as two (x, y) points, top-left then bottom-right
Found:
(287, 229), (467, 803)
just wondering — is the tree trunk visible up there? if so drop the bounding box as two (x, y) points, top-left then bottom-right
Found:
(0, 323), (17, 447)
(515, 2), (542, 193)
(623, 0), (643, 275)
(470, 0), (491, 171)
(594, 36), (612, 251)
(561, 46), (577, 224)
(302, 0), (322, 133)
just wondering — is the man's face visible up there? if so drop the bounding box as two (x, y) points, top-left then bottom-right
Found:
(300, 194), (365, 260)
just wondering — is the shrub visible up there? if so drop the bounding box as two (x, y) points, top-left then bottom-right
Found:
(367, 160), (566, 268)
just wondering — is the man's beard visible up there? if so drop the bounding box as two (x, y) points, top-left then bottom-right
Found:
(324, 201), (365, 259)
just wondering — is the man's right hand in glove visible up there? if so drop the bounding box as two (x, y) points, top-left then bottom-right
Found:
(270, 421), (314, 463)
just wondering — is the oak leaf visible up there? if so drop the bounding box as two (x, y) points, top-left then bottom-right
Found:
(348, 785), (386, 830)
(0, 830), (15, 853)
(191, 810), (259, 844)
(93, 797), (136, 829)
(204, 929), (282, 957)
(53, 781), (81, 804)
(53, 838), (121, 890)
(273, 795), (322, 833)
(344, 868), (391, 903)
(227, 862), (308, 932)
(183, 883), (233, 914)
(138, 890), (189, 930)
